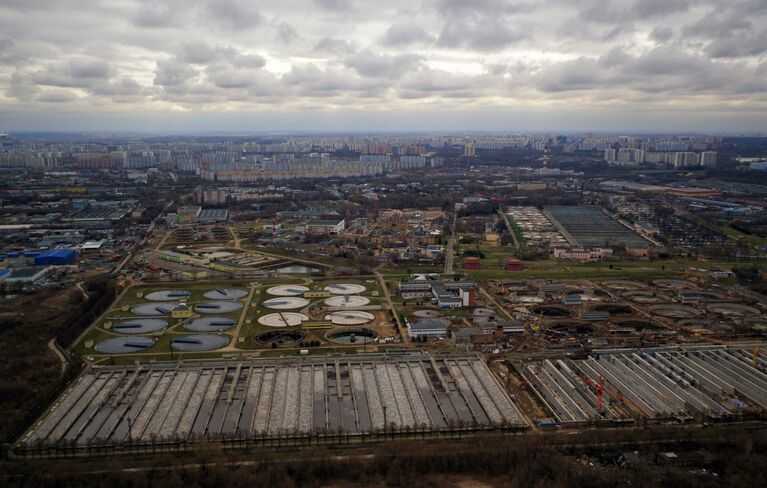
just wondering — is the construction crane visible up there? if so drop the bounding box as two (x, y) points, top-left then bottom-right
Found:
(582, 374), (649, 416)
(753, 348), (762, 368)
(530, 311), (544, 332)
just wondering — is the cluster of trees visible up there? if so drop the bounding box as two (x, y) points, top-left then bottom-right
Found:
(0, 276), (117, 444)
(9, 423), (767, 487)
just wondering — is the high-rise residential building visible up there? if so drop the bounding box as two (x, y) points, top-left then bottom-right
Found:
(464, 142), (476, 157)
(604, 148), (616, 161)
(618, 148), (633, 162)
(700, 151), (717, 167)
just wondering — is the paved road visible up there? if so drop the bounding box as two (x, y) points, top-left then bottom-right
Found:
(497, 208), (518, 246)
(444, 212), (457, 274)
(478, 285), (513, 321)
(375, 271), (407, 342)
(227, 283), (258, 350)
(114, 200), (174, 276)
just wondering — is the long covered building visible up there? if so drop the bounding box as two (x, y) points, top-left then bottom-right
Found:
(18, 353), (526, 451)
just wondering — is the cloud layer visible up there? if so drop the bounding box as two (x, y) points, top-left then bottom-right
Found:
(0, 0), (765, 131)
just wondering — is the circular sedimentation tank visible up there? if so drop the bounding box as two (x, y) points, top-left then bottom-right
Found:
(415, 317), (450, 327)
(131, 303), (178, 316)
(601, 280), (646, 291)
(678, 290), (722, 302)
(171, 334), (229, 351)
(531, 305), (573, 317)
(257, 330), (306, 345)
(473, 308), (496, 317)
(324, 295), (371, 308)
(549, 321), (593, 334)
(615, 319), (662, 331)
(266, 285), (310, 297)
(185, 316), (237, 332)
(511, 295), (544, 304)
(95, 336), (155, 354)
(263, 297), (310, 310)
(706, 303), (760, 317)
(678, 318), (717, 329)
(145, 290), (192, 301)
(112, 318), (167, 334)
(326, 328), (378, 344)
(194, 301), (243, 314)
(648, 304), (702, 319)
(745, 319), (767, 332)
(324, 283), (367, 295)
(413, 309), (441, 318)
(203, 288), (248, 300)
(622, 291), (668, 303)
(592, 303), (634, 316)
(325, 311), (375, 325)
(257, 312), (309, 327)
(653, 279), (696, 289)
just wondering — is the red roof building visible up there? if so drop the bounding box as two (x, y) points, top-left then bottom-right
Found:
(505, 258), (523, 272)
(464, 257), (481, 270)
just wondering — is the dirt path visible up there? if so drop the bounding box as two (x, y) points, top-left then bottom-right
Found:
(48, 338), (68, 378)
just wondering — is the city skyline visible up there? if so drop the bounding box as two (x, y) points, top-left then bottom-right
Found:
(0, 0), (766, 132)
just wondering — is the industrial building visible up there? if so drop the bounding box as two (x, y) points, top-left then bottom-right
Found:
(515, 346), (767, 426)
(34, 248), (77, 266)
(399, 280), (477, 308)
(18, 354), (527, 452)
(407, 318), (450, 338)
(301, 219), (346, 235)
(545, 206), (651, 250)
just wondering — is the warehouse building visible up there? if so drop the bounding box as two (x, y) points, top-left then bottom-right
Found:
(34, 248), (77, 266)
(407, 318), (450, 338)
(399, 280), (477, 308)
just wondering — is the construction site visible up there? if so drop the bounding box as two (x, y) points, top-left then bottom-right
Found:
(490, 275), (766, 349)
(511, 345), (767, 427)
(17, 353), (527, 453)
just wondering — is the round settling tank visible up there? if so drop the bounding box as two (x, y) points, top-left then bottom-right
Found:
(185, 316), (237, 332)
(171, 334), (229, 351)
(95, 336), (155, 354)
(112, 318), (167, 334)
(194, 301), (243, 314)
(204, 288), (248, 300)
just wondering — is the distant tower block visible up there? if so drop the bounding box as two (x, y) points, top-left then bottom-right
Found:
(543, 145), (549, 168)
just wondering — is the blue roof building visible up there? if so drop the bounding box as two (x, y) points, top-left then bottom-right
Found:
(34, 248), (77, 266)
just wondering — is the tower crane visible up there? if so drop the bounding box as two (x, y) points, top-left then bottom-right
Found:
(582, 374), (649, 416)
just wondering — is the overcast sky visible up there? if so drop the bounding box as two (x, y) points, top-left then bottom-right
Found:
(1, 0), (766, 133)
